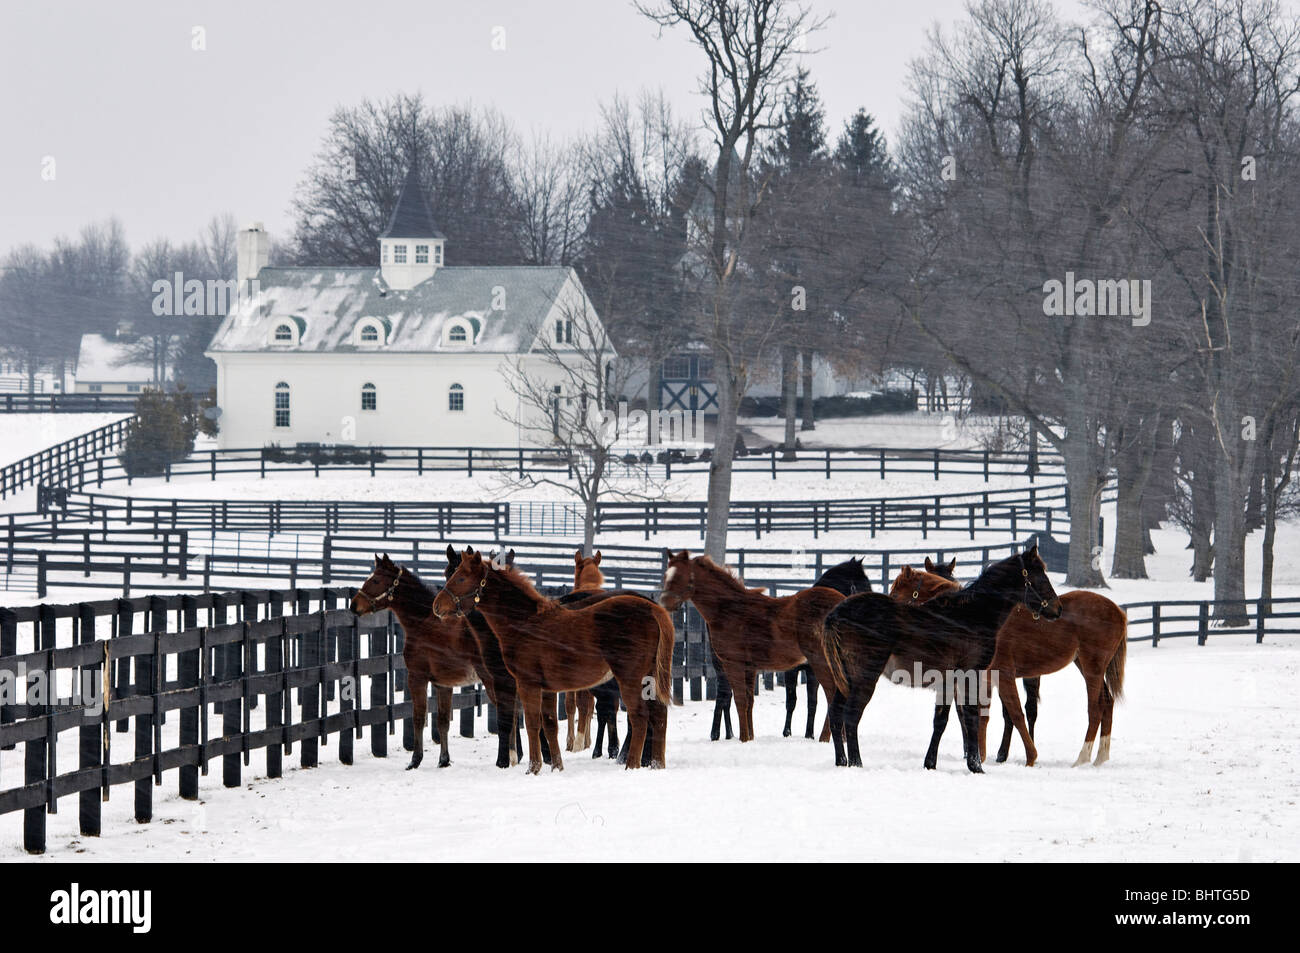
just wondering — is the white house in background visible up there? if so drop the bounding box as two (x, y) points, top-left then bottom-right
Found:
(73, 333), (159, 394)
(206, 167), (612, 449)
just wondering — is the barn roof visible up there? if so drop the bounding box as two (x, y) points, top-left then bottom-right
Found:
(206, 265), (577, 354)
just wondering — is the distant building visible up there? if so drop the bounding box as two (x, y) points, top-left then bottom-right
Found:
(206, 166), (612, 449)
(73, 334), (159, 394)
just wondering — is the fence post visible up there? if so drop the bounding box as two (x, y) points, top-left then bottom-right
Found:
(1151, 604), (1160, 647)
(1197, 602), (1209, 646)
(370, 622), (388, 758)
(134, 629), (154, 823)
(339, 616), (357, 765)
(0, 609), (15, 751)
(1257, 599), (1267, 644)
(37, 552), (47, 599)
(22, 611), (53, 853)
(178, 595), (199, 800)
(322, 535), (332, 585)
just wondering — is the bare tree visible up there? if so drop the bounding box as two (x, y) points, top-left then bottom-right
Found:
(636, 0), (826, 559)
(497, 291), (666, 554)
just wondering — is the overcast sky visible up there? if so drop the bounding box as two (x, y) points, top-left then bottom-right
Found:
(0, 0), (1101, 258)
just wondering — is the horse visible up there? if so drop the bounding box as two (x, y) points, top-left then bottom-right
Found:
(562, 550), (606, 751)
(774, 557), (873, 738)
(433, 547), (677, 773)
(891, 562), (1128, 767)
(982, 590), (1127, 767)
(441, 545), (560, 769)
(823, 545), (1062, 773)
(658, 550), (845, 743)
(562, 549), (655, 764)
(351, 553), (497, 770)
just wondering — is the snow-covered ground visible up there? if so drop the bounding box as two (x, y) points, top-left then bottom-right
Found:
(5, 635), (1295, 862)
(0, 414), (129, 468)
(740, 412), (1011, 450)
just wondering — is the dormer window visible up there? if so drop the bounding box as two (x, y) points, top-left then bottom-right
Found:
(416, 244), (429, 264)
(274, 323), (292, 343)
(444, 318), (474, 346)
(354, 317), (387, 346)
(394, 244), (407, 264)
(449, 325), (466, 343)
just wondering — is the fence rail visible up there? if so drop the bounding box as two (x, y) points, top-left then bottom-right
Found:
(0, 417), (134, 499)
(1121, 596), (1300, 644)
(35, 442), (1066, 496)
(0, 393), (139, 414)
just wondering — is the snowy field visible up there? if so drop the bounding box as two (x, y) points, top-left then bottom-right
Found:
(0, 414), (129, 468)
(4, 635), (1295, 862)
(740, 412), (1007, 450)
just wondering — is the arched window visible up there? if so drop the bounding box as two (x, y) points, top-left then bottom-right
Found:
(361, 382), (376, 411)
(448, 383), (464, 412)
(360, 325), (379, 344)
(274, 323), (293, 343)
(274, 382), (290, 428)
(448, 324), (467, 343)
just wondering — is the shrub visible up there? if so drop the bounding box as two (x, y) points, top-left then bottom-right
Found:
(119, 389), (197, 477)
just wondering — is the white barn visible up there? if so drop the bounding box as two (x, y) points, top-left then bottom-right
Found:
(207, 168), (612, 449)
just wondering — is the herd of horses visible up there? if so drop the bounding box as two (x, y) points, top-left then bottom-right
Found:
(350, 542), (1128, 775)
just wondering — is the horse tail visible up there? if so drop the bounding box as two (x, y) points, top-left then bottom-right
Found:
(1106, 610), (1127, 702)
(823, 617), (850, 697)
(654, 606), (678, 706)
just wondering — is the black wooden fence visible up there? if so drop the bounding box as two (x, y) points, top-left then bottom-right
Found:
(0, 417), (133, 499)
(35, 442), (1065, 496)
(0, 393), (138, 414)
(0, 583), (721, 854)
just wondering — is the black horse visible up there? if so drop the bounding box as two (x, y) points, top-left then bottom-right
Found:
(709, 556), (873, 742)
(824, 546), (1061, 773)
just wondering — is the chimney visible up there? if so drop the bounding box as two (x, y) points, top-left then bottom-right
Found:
(236, 222), (270, 296)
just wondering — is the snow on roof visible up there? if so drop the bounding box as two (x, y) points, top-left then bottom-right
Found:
(74, 334), (158, 383)
(207, 265), (577, 354)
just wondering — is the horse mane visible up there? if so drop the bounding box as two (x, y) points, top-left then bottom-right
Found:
(928, 552), (1020, 608)
(489, 562), (556, 612)
(695, 556), (766, 596)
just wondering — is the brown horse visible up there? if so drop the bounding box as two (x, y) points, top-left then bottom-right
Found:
(351, 553), (488, 770)
(433, 548), (676, 773)
(658, 550), (845, 743)
(564, 550), (604, 751)
(890, 563), (1128, 767)
(983, 591), (1126, 767)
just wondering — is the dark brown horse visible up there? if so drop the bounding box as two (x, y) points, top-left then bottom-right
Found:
(658, 550), (845, 743)
(891, 562), (1128, 767)
(433, 548), (676, 773)
(824, 546), (1062, 773)
(351, 554), (491, 770)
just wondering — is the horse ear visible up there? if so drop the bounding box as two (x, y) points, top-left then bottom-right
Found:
(924, 557), (935, 572)
(445, 544), (456, 561)
(947, 558), (957, 574)
(374, 553), (381, 565)
(469, 549), (482, 566)
(507, 549), (515, 565)
(382, 552), (391, 564)
(466, 545), (475, 555)
(677, 550), (690, 561)
(593, 551), (602, 565)
(575, 550), (584, 565)
(663, 547), (673, 561)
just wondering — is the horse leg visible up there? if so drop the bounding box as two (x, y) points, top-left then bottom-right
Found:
(435, 684), (453, 767)
(843, 679), (879, 768)
(1073, 668), (1104, 766)
(829, 690), (848, 766)
(579, 691), (595, 750)
(564, 693), (575, 751)
(1023, 676), (1041, 739)
(649, 700), (668, 768)
(804, 666), (820, 740)
(998, 670), (1037, 766)
(622, 691), (649, 770)
(923, 701), (951, 770)
(542, 692), (564, 771)
(996, 702), (1014, 763)
(494, 692), (517, 769)
(782, 669), (797, 737)
(1094, 681), (1115, 765)
(407, 673), (428, 770)
(519, 687), (545, 775)
(957, 702), (984, 774)
(741, 666), (759, 742)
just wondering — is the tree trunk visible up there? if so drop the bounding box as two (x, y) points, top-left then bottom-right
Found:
(704, 365), (739, 561)
(1062, 399), (1106, 587)
(1260, 450), (1277, 616)
(1212, 449), (1249, 626)
(799, 349), (815, 432)
(781, 345), (797, 460)
(1112, 415), (1160, 578)
(1026, 419), (1038, 478)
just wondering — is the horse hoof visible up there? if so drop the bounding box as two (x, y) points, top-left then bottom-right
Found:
(527, 763), (542, 775)
(968, 762), (984, 774)
(923, 758), (937, 770)
(835, 756), (847, 767)
(551, 763), (564, 772)
(438, 756), (451, 768)
(782, 727), (791, 737)
(406, 760), (420, 771)
(996, 753), (1009, 764)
